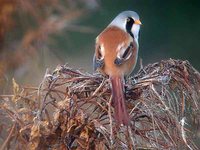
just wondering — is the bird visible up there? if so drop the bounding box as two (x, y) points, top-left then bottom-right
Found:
(93, 11), (142, 125)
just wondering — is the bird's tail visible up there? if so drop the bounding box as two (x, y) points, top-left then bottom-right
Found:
(110, 76), (130, 125)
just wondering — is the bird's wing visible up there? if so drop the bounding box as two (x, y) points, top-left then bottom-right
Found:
(93, 54), (104, 71)
(93, 42), (105, 71)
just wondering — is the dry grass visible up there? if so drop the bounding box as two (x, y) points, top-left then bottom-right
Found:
(0, 59), (200, 150)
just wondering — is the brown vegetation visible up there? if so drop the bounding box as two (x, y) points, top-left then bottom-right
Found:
(0, 59), (200, 150)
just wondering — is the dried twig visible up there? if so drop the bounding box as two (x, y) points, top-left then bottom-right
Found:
(0, 59), (200, 149)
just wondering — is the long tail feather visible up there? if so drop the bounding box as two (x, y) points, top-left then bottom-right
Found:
(110, 76), (130, 125)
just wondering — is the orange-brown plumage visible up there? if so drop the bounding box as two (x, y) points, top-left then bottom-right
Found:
(96, 26), (138, 76)
(93, 11), (141, 125)
(95, 26), (138, 125)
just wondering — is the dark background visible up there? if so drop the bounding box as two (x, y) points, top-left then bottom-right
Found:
(0, 0), (200, 88)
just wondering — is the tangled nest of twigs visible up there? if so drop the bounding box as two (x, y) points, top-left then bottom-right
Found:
(0, 59), (200, 150)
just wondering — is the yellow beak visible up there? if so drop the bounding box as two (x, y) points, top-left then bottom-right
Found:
(135, 19), (142, 25)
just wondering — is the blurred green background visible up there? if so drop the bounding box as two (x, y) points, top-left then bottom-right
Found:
(0, 0), (200, 89)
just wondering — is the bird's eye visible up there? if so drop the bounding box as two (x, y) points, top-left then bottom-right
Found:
(126, 17), (134, 23)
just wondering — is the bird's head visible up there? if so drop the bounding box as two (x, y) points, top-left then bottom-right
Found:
(109, 11), (142, 43)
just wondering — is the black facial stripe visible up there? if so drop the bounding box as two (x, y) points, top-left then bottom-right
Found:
(126, 17), (134, 38)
